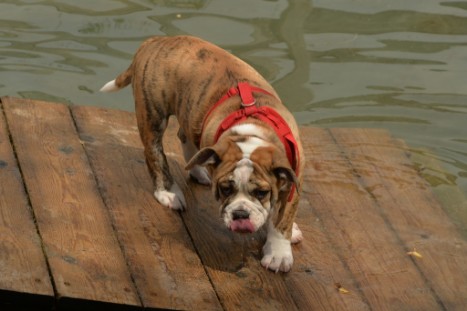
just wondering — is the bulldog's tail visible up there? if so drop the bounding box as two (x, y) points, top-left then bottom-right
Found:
(100, 66), (133, 93)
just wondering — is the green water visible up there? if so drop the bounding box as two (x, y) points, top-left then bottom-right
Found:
(1, 0), (467, 233)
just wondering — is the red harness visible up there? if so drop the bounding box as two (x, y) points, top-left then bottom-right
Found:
(201, 82), (300, 201)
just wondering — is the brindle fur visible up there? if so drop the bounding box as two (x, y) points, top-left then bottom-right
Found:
(110, 35), (304, 240)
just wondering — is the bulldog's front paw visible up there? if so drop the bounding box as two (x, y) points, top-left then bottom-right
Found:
(154, 183), (186, 210)
(261, 230), (293, 273)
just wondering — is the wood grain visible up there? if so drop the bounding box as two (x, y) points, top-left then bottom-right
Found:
(164, 119), (369, 310)
(2, 97), (140, 307)
(2, 96), (467, 310)
(301, 127), (442, 311)
(0, 99), (54, 308)
(286, 194), (371, 311)
(332, 128), (467, 310)
(71, 106), (222, 310)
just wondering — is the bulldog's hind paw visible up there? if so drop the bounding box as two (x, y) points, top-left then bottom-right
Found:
(154, 183), (186, 210)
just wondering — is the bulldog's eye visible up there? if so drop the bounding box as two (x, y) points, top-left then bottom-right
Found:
(253, 189), (270, 200)
(219, 184), (234, 197)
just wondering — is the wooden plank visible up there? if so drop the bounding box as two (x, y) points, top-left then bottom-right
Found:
(163, 121), (369, 310)
(0, 99), (54, 308)
(2, 97), (140, 308)
(71, 106), (222, 310)
(4, 96), (465, 310)
(285, 194), (371, 311)
(331, 128), (467, 310)
(301, 127), (443, 310)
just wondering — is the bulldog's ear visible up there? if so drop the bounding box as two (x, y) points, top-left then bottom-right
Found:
(273, 167), (299, 193)
(270, 145), (299, 193)
(185, 147), (220, 170)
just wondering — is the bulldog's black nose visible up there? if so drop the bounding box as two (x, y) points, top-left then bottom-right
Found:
(232, 210), (250, 220)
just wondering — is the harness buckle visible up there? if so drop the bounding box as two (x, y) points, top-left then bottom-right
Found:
(241, 100), (256, 107)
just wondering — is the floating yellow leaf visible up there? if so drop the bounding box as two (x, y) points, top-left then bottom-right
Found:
(407, 248), (423, 259)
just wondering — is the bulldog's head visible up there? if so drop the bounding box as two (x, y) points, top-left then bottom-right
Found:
(186, 135), (298, 233)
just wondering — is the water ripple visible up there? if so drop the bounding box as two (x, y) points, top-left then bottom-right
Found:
(0, 0), (466, 231)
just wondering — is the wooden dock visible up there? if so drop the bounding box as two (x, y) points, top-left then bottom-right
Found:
(0, 96), (466, 310)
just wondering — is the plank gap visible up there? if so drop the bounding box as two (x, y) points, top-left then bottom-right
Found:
(69, 106), (145, 309)
(326, 127), (446, 310)
(0, 97), (57, 303)
(2, 98), (141, 307)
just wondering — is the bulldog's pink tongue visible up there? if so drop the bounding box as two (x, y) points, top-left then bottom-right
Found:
(230, 219), (255, 233)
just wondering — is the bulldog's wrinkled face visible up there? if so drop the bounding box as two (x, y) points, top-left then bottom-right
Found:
(186, 129), (297, 234)
(216, 156), (275, 233)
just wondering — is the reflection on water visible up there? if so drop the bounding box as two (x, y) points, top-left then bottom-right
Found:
(1, 0), (466, 232)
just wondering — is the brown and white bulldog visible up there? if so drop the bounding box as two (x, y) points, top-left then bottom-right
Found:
(100, 35), (304, 272)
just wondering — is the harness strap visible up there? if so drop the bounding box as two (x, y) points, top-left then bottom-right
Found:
(202, 82), (274, 131)
(201, 82), (300, 201)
